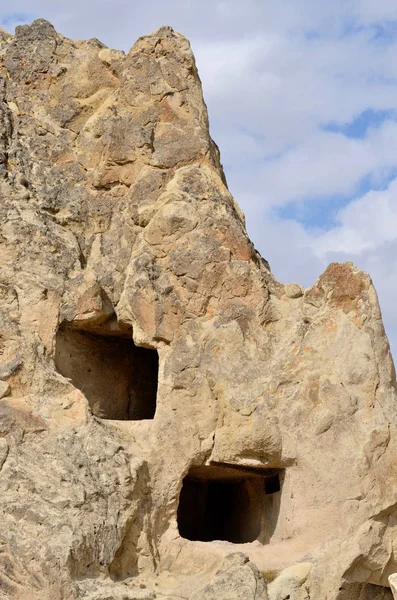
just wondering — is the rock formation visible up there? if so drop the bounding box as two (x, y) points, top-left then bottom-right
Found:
(0, 18), (397, 600)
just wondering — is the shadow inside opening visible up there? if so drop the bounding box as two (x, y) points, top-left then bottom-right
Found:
(55, 325), (158, 420)
(177, 465), (282, 544)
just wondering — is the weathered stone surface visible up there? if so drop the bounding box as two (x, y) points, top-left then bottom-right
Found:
(190, 553), (268, 600)
(0, 17), (397, 600)
(0, 380), (10, 398)
(389, 574), (397, 599)
(267, 563), (311, 600)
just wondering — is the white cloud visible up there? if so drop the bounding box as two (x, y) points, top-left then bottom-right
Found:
(354, 0), (397, 23)
(253, 121), (397, 205)
(314, 177), (397, 255)
(196, 27), (397, 157)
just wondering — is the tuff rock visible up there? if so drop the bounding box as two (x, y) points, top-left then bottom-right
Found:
(0, 18), (397, 600)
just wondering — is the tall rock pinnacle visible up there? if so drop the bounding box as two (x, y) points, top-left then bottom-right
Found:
(0, 19), (396, 600)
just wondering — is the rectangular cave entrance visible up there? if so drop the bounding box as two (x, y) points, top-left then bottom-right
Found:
(177, 464), (282, 544)
(55, 322), (158, 420)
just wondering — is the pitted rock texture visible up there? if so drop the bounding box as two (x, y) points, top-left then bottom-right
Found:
(190, 553), (268, 600)
(1, 18), (397, 600)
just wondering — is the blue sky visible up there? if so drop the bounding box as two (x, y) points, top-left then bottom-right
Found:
(2, 0), (397, 356)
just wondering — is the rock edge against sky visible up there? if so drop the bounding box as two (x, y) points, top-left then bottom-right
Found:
(0, 19), (396, 600)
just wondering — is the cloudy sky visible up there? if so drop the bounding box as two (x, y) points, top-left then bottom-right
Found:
(2, 1), (397, 356)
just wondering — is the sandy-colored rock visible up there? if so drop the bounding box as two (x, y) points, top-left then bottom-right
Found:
(190, 553), (268, 600)
(283, 283), (303, 299)
(389, 574), (397, 599)
(0, 380), (10, 398)
(267, 563), (311, 600)
(0, 17), (397, 600)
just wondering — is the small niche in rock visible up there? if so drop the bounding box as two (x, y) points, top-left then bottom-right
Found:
(55, 321), (158, 420)
(177, 464), (283, 544)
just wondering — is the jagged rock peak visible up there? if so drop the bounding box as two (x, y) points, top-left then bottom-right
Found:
(0, 19), (396, 600)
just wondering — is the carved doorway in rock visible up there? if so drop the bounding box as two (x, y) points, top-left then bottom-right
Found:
(177, 464), (283, 544)
(55, 321), (158, 420)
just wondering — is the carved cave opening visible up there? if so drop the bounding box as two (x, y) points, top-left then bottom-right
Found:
(177, 465), (282, 544)
(55, 323), (158, 420)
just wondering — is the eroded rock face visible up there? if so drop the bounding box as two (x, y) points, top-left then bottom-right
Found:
(1, 19), (397, 600)
(190, 553), (268, 600)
